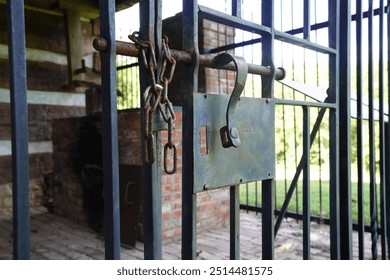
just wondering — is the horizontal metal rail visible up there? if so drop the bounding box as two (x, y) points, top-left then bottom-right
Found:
(274, 30), (337, 55)
(198, 5), (272, 36)
(209, 6), (389, 54)
(274, 98), (337, 109)
(93, 38), (286, 80)
(241, 204), (384, 235)
(198, 5), (336, 55)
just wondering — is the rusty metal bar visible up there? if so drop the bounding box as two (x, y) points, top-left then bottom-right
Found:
(93, 38), (285, 80)
(139, 0), (163, 260)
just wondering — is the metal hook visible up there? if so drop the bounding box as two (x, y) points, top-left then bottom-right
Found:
(213, 52), (248, 148)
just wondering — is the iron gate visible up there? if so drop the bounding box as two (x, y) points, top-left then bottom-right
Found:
(5, 0), (390, 260)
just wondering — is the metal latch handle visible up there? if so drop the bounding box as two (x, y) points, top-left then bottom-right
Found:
(213, 53), (248, 148)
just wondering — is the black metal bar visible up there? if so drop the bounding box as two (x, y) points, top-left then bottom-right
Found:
(379, 0), (388, 260)
(386, 122), (390, 259)
(116, 62), (139, 71)
(356, 0), (365, 260)
(261, 0), (275, 260)
(230, 186), (240, 260)
(368, 0), (378, 260)
(6, 0), (30, 260)
(274, 106), (327, 236)
(209, 6), (389, 54)
(99, 0), (121, 260)
(243, 204), (384, 234)
(139, 0), (163, 260)
(232, 0), (241, 18)
(328, 0), (341, 260)
(339, 0), (352, 260)
(302, 107), (311, 260)
(208, 29), (337, 55)
(387, 0), (390, 259)
(230, 1), (241, 260)
(181, 0), (199, 260)
(303, 0), (311, 40)
(199, 5), (271, 36)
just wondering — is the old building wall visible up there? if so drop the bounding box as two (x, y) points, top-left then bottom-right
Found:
(51, 109), (230, 242)
(0, 4), (90, 212)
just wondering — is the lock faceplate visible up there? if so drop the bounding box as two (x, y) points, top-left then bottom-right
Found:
(193, 93), (275, 193)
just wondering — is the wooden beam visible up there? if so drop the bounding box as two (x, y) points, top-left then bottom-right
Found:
(65, 9), (84, 85)
(59, 0), (99, 19)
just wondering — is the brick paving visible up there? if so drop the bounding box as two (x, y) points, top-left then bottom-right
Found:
(0, 207), (381, 260)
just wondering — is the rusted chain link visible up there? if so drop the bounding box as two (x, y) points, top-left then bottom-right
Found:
(129, 32), (177, 174)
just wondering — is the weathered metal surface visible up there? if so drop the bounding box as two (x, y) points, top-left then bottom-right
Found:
(98, 0), (121, 260)
(193, 94), (275, 193)
(6, 0), (31, 260)
(213, 53), (248, 148)
(261, 0), (275, 261)
(181, 0), (199, 260)
(139, 0), (163, 260)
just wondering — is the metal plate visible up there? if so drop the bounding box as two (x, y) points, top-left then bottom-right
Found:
(194, 93), (275, 193)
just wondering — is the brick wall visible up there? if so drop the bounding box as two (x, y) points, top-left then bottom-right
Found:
(51, 117), (86, 221)
(49, 14), (234, 242)
(0, 3), (91, 212)
(51, 108), (230, 241)
(0, 104), (84, 214)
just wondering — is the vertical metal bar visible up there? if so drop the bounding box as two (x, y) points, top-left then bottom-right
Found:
(339, 0), (352, 260)
(230, 186), (240, 259)
(328, 0), (341, 260)
(387, 0), (390, 259)
(378, 0), (388, 260)
(274, 106), (327, 236)
(368, 0), (378, 260)
(232, 0), (242, 18)
(230, 2), (240, 259)
(139, 0), (163, 260)
(302, 106), (311, 260)
(181, 0), (199, 260)
(303, 0), (311, 40)
(386, 123), (390, 259)
(356, 0), (365, 260)
(99, 0), (121, 260)
(261, 0), (275, 260)
(6, 0), (30, 260)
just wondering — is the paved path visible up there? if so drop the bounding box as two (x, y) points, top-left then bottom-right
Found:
(0, 207), (381, 260)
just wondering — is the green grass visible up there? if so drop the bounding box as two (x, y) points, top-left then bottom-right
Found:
(240, 180), (380, 224)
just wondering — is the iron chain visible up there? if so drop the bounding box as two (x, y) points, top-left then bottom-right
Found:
(129, 32), (177, 174)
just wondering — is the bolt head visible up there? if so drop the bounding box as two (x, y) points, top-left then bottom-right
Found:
(230, 127), (239, 139)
